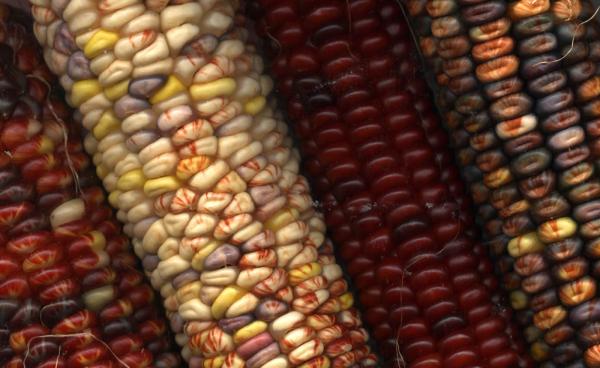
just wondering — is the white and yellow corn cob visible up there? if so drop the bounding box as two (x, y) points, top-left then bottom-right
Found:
(28, 0), (376, 367)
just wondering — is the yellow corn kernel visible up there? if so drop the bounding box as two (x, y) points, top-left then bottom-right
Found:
(245, 95), (266, 115)
(507, 232), (543, 257)
(150, 76), (186, 104)
(39, 136), (55, 154)
(290, 262), (322, 285)
(265, 208), (299, 231)
(339, 292), (354, 310)
(212, 286), (246, 319)
(84, 29), (119, 58)
(93, 110), (120, 140)
(144, 176), (180, 197)
(191, 240), (221, 271)
(88, 231), (107, 251)
(108, 190), (121, 208)
(510, 290), (528, 310)
(117, 169), (145, 191)
(204, 356), (224, 368)
(190, 78), (236, 101)
(104, 79), (130, 101)
(538, 217), (577, 243)
(233, 321), (267, 344)
(71, 80), (102, 107)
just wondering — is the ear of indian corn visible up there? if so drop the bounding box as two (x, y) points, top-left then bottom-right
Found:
(401, 0), (552, 359)
(29, 0), (376, 367)
(404, 0), (600, 364)
(0, 5), (180, 367)
(247, 0), (534, 366)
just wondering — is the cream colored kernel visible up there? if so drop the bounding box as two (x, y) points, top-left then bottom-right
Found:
(119, 190), (148, 212)
(114, 30), (158, 61)
(157, 237), (179, 261)
(100, 4), (145, 30)
(201, 268), (239, 287)
(217, 132), (251, 159)
(126, 201), (155, 224)
(102, 143), (129, 170)
(132, 58), (174, 78)
(176, 281), (202, 304)
(173, 55), (208, 86)
(122, 110), (157, 134)
(114, 154), (142, 176)
(227, 141), (263, 169)
(98, 60), (132, 87)
(97, 0), (139, 12)
(90, 52), (116, 75)
(225, 292), (259, 317)
(63, 0), (95, 22)
(143, 152), (179, 179)
(132, 34), (169, 67)
(230, 221), (263, 245)
(120, 11), (160, 35)
(213, 171), (247, 194)
(160, 2), (204, 31)
(185, 213), (218, 237)
(200, 11), (234, 37)
(139, 137), (174, 164)
(79, 93), (112, 115)
(163, 212), (191, 238)
(166, 24), (201, 54)
(189, 160), (230, 192)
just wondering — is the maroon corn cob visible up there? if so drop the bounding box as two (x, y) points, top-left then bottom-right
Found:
(0, 6), (179, 367)
(248, 0), (531, 366)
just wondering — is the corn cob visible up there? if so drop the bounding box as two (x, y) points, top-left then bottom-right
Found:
(0, 5), (179, 367)
(249, 0), (535, 366)
(406, 0), (600, 364)
(546, 3), (600, 367)
(29, 0), (376, 367)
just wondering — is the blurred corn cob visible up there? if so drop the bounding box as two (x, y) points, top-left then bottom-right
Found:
(247, 0), (536, 366)
(0, 5), (179, 367)
(404, 0), (600, 364)
(29, 0), (376, 367)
